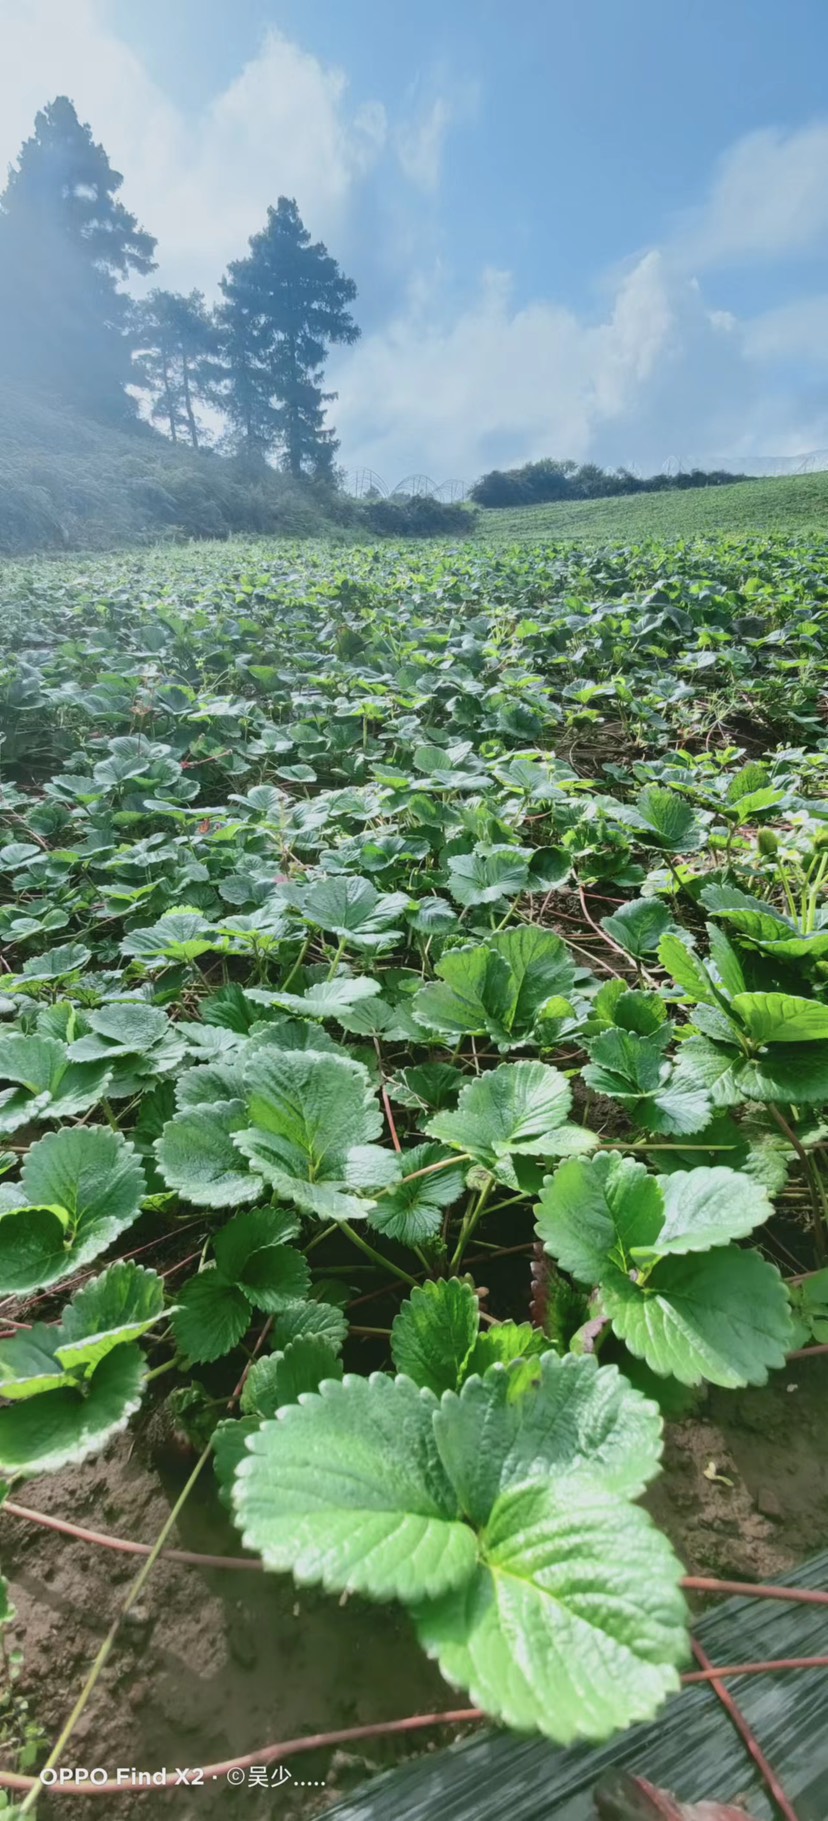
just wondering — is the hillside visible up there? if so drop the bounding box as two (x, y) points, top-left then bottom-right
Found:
(0, 387), (359, 554)
(477, 469), (828, 541)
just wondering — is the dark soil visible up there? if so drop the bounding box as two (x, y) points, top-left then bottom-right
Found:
(2, 1357), (827, 1821)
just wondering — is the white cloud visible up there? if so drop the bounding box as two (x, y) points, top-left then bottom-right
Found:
(0, 0), (387, 292)
(333, 253), (758, 484)
(394, 73), (479, 193)
(396, 97), (454, 193)
(3, 1), (828, 476)
(675, 122), (828, 270)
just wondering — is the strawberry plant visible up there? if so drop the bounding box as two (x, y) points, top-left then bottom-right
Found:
(0, 531), (826, 1785)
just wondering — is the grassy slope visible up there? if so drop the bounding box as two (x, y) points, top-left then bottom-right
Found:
(476, 470), (828, 541)
(0, 387), (354, 554)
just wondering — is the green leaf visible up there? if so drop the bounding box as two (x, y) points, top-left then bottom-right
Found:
(293, 876), (408, 949)
(236, 1047), (395, 1221)
(175, 1061), (247, 1109)
(463, 1322), (549, 1379)
(677, 1033), (828, 1106)
(670, 1035), (745, 1107)
(658, 934), (718, 1006)
(172, 1270), (251, 1363)
(643, 1167), (774, 1259)
(213, 1416), (260, 1508)
(0, 1206), (68, 1296)
(634, 1080), (714, 1138)
(414, 1477), (685, 1742)
(390, 1064), (463, 1113)
(537, 1153), (774, 1284)
(789, 1269), (828, 1347)
(0, 1032), (111, 1134)
(68, 1003), (170, 1058)
(0, 1572), (15, 1625)
(706, 923), (746, 997)
(446, 845), (530, 908)
(412, 944), (513, 1042)
(368, 1143), (466, 1244)
(589, 982), (667, 1037)
(428, 1062), (591, 1184)
(433, 1351), (665, 1524)
(241, 1338), (344, 1416)
(390, 1279), (480, 1395)
(731, 992), (828, 1044)
(54, 1262), (165, 1374)
(488, 926), (577, 1027)
(213, 1207), (310, 1311)
(272, 1299), (348, 1354)
(0, 1344), (145, 1474)
(17, 942), (92, 982)
(0, 1128), (145, 1294)
(0, 1325), (66, 1400)
(601, 898), (673, 958)
(584, 1028), (668, 1097)
(269, 976), (381, 1021)
(739, 1046), (828, 1103)
(636, 787), (706, 852)
(603, 1249), (792, 1387)
(535, 1153), (664, 1285)
(122, 909), (219, 964)
(156, 1100), (261, 1209)
(527, 846), (570, 888)
(234, 1373), (478, 1603)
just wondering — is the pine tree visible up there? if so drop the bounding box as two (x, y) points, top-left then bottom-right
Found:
(219, 198), (359, 477)
(133, 290), (222, 448)
(0, 97), (156, 420)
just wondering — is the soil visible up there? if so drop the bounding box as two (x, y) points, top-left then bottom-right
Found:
(2, 1356), (827, 1821)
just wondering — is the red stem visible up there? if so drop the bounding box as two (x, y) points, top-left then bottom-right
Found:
(380, 1082), (402, 1153)
(2, 1501), (262, 1570)
(683, 1575), (828, 1607)
(374, 1038), (402, 1153)
(0, 1710), (484, 1797)
(690, 1636), (800, 1821)
(6, 1505), (828, 1621)
(578, 881), (628, 967)
(2, 1658), (827, 1800)
(685, 1654), (828, 1682)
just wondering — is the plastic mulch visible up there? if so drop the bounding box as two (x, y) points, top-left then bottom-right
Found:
(319, 1552), (828, 1821)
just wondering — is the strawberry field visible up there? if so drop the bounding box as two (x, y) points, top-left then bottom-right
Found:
(1, 532), (828, 1816)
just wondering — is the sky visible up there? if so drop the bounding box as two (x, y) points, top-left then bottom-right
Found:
(3, 0), (828, 484)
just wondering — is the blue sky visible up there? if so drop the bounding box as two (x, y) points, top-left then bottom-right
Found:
(4, 0), (828, 481)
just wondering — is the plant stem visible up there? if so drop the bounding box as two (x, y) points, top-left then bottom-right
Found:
(767, 1103), (828, 1260)
(340, 1221), (417, 1287)
(279, 935), (309, 993)
(450, 1179), (493, 1273)
(16, 1442), (215, 1815)
(303, 1222), (337, 1255)
(144, 1356), (178, 1383)
(326, 937), (346, 981)
(382, 1152), (470, 1191)
(775, 854), (800, 924)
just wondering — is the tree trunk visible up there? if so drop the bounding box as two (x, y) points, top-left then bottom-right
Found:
(181, 354), (199, 449)
(161, 354), (177, 443)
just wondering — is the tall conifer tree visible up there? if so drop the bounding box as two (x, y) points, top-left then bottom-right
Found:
(0, 97), (156, 420)
(219, 198), (359, 477)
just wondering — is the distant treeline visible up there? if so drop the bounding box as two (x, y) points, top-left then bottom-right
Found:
(471, 459), (748, 508)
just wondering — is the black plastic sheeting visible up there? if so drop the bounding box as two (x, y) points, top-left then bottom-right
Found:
(320, 1553), (828, 1821)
